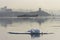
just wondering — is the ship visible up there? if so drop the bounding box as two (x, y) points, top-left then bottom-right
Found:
(0, 6), (51, 17)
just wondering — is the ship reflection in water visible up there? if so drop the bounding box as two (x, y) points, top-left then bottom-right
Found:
(0, 17), (50, 27)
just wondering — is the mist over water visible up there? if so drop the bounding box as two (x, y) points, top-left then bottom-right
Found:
(0, 17), (60, 40)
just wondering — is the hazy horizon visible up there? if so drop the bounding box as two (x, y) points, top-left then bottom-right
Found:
(0, 0), (60, 10)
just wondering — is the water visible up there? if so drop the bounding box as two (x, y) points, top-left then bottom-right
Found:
(0, 17), (60, 40)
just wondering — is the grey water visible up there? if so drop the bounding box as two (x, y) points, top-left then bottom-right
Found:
(0, 16), (60, 40)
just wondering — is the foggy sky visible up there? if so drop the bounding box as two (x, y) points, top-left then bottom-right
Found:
(0, 0), (60, 10)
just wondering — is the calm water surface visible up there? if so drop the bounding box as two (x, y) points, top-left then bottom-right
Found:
(0, 17), (60, 40)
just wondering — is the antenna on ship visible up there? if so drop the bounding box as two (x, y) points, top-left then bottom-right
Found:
(39, 8), (41, 11)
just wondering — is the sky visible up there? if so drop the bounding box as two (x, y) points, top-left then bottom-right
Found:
(0, 0), (60, 10)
